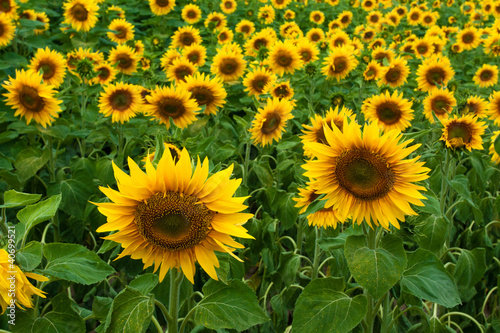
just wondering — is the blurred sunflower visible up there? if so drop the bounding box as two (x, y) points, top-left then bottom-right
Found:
(245, 31), (275, 57)
(107, 5), (125, 18)
(461, 95), (488, 117)
(107, 18), (135, 44)
(271, 0), (292, 9)
(440, 115), (486, 151)
(63, 0), (99, 32)
(421, 11), (438, 27)
(329, 29), (351, 48)
(484, 33), (500, 57)
(172, 26), (202, 48)
(249, 97), (294, 147)
(386, 12), (401, 26)
(416, 54), (455, 92)
(96, 149), (253, 283)
(166, 58), (197, 83)
(92, 62), (117, 85)
(456, 27), (481, 50)
(394, 5), (408, 17)
(407, 7), (422, 25)
(143, 142), (182, 163)
(205, 12), (226, 31)
(220, 0), (236, 14)
(423, 88), (457, 123)
(488, 91), (500, 125)
(294, 186), (345, 229)
(264, 81), (294, 100)
(378, 57), (410, 88)
(109, 44), (138, 75)
(310, 11), (325, 24)
(361, 0), (376, 11)
(363, 60), (384, 81)
(145, 85), (200, 129)
(258, 5), (275, 24)
(235, 20), (255, 38)
(28, 48), (66, 88)
(362, 90), (414, 132)
(361, 27), (376, 42)
(473, 64), (499, 88)
(306, 28), (325, 43)
(302, 116), (430, 229)
(33, 12), (49, 35)
(99, 82), (142, 123)
(366, 10), (383, 28)
(322, 45), (358, 81)
(372, 47), (396, 64)
(179, 73), (227, 116)
(20, 9), (36, 20)
(489, 131), (500, 164)
(338, 11), (353, 28)
(0, 249), (48, 314)
(284, 9), (295, 20)
(2, 69), (62, 127)
(182, 44), (206, 67)
(181, 4), (201, 24)
(133, 40), (145, 56)
(217, 28), (234, 44)
(211, 48), (246, 82)
(243, 67), (276, 97)
(296, 39), (319, 64)
(160, 49), (181, 71)
(0, 0), (17, 19)
(0, 13), (15, 48)
(149, 0), (175, 16)
(267, 40), (302, 76)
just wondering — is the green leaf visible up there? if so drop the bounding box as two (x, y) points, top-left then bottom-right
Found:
(102, 287), (155, 333)
(400, 249), (461, 308)
(292, 278), (367, 333)
(1, 189), (41, 208)
(129, 273), (159, 295)
(276, 192), (299, 230)
(42, 243), (115, 285)
(275, 252), (301, 287)
(454, 248), (487, 301)
(17, 194), (61, 234)
(318, 227), (364, 251)
(14, 147), (50, 184)
(194, 279), (269, 331)
(494, 132), (500, 156)
(417, 192), (441, 216)
(345, 234), (407, 300)
(429, 317), (450, 333)
(60, 179), (93, 219)
(416, 215), (449, 254)
(92, 297), (113, 322)
(13, 292), (85, 333)
(38, 125), (70, 140)
(16, 241), (43, 271)
(253, 163), (273, 186)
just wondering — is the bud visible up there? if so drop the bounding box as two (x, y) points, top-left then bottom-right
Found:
(76, 59), (95, 80)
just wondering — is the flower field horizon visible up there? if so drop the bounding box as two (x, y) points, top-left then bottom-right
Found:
(1, 0), (500, 332)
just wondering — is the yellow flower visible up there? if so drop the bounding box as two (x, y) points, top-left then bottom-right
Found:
(322, 45), (358, 81)
(211, 47), (246, 82)
(0, 249), (48, 314)
(172, 26), (202, 48)
(96, 149), (253, 283)
(160, 49), (181, 71)
(363, 60), (384, 81)
(489, 131), (500, 164)
(205, 12), (227, 31)
(461, 95), (488, 118)
(92, 62), (117, 85)
(264, 80), (295, 100)
(473, 64), (499, 88)
(310, 11), (325, 24)
(271, 0), (292, 9)
(258, 5), (275, 24)
(423, 88), (457, 124)
(268, 39), (303, 76)
(440, 115), (486, 151)
(235, 20), (255, 38)
(109, 44), (138, 75)
(294, 185), (345, 229)
(306, 28), (325, 43)
(98, 82), (142, 123)
(179, 73), (227, 116)
(149, 0), (175, 16)
(107, 18), (135, 45)
(63, 0), (99, 32)
(181, 4), (201, 24)
(217, 27), (234, 44)
(378, 57), (410, 88)
(0, 13), (15, 48)
(182, 44), (206, 67)
(416, 54), (455, 92)
(456, 27), (481, 50)
(488, 90), (500, 125)
(28, 48), (66, 89)
(249, 97), (294, 147)
(220, 0), (237, 14)
(166, 57), (197, 83)
(362, 90), (414, 132)
(0, 0), (17, 19)
(243, 67), (276, 97)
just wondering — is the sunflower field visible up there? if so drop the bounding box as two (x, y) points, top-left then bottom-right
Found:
(1, 0), (500, 331)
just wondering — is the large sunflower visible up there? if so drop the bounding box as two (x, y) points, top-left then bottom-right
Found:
(440, 115), (486, 151)
(416, 54), (455, 92)
(322, 45), (358, 81)
(423, 88), (457, 123)
(249, 97), (294, 147)
(378, 57), (410, 88)
(96, 148), (253, 283)
(243, 67), (276, 97)
(294, 185), (345, 229)
(0, 0), (17, 19)
(2, 69), (62, 128)
(235, 20), (255, 38)
(99, 82), (142, 123)
(149, 0), (175, 16)
(172, 26), (202, 49)
(210, 48), (246, 82)
(92, 62), (117, 85)
(220, 0), (237, 14)
(179, 73), (227, 116)
(166, 57), (197, 83)
(473, 64), (499, 88)
(109, 44), (138, 75)
(107, 18), (135, 45)
(28, 47), (66, 88)
(0, 13), (15, 48)
(362, 90), (414, 132)
(302, 116), (430, 229)
(182, 44), (206, 67)
(63, 0), (99, 32)
(488, 91), (500, 125)
(145, 85), (200, 129)
(363, 60), (384, 81)
(456, 27), (481, 50)
(181, 4), (201, 24)
(461, 95), (488, 118)
(268, 40), (303, 76)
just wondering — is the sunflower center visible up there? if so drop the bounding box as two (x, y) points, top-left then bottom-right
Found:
(276, 50), (292, 67)
(115, 27), (127, 39)
(174, 65), (193, 81)
(155, 0), (170, 8)
(179, 32), (194, 46)
(38, 62), (55, 80)
(315, 122), (334, 145)
(332, 57), (347, 73)
(479, 70), (493, 81)
(117, 54), (132, 69)
(97, 66), (111, 80)
(191, 87), (214, 106)
(0, 23), (4, 36)
(364, 31), (374, 39)
(71, 3), (88, 22)
(410, 13), (419, 20)
(187, 10), (197, 18)
(219, 32), (228, 41)
(447, 122), (471, 144)
(335, 149), (395, 200)
(1, 0), (11, 11)
(274, 85), (290, 98)
(376, 102), (402, 125)
(254, 38), (267, 50)
(465, 102), (478, 114)
(426, 67), (445, 85)
(241, 25), (250, 33)
(341, 15), (349, 23)
(369, 15), (379, 23)
(462, 32), (474, 44)
(135, 192), (213, 251)
(301, 51), (312, 62)
(224, 1), (232, 9)
(19, 86), (45, 112)
(311, 33), (320, 41)
(110, 89), (133, 111)
(220, 58), (238, 75)
(188, 52), (199, 63)
(157, 97), (186, 118)
(366, 69), (375, 78)
(431, 97), (449, 114)
(314, 14), (321, 21)
(424, 16), (432, 23)
(251, 75), (269, 93)
(261, 111), (281, 134)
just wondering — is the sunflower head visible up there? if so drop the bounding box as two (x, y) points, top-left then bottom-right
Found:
(440, 114), (486, 151)
(249, 97), (294, 147)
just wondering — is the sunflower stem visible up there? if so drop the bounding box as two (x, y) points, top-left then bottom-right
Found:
(439, 149), (450, 217)
(296, 217), (304, 254)
(167, 269), (183, 333)
(152, 315), (164, 333)
(364, 225), (378, 333)
(311, 226), (321, 279)
(47, 135), (56, 183)
(243, 137), (251, 187)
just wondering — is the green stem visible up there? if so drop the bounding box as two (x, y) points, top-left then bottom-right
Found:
(179, 306), (197, 333)
(296, 217), (304, 254)
(155, 299), (173, 324)
(364, 225), (378, 333)
(482, 286), (498, 321)
(386, 306), (428, 333)
(439, 312), (485, 333)
(379, 293), (391, 333)
(243, 138), (251, 187)
(168, 269), (183, 333)
(152, 316), (164, 333)
(439, 149), (450, 217)
(311, 227), (321, 279)
(47, 136), (56, 183)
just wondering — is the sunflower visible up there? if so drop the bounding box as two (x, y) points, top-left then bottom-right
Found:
(362, 90), (414, 132)
(473, 64), (499, 88)
(306, 28), (325, 43)
(267, 40), (302, 76)
(107, 18), (135, 44)
(416, 54), (455, 92)
(258, 5), (275, 24)
(133, 40), (145, 57)
(167, 58), (197, 83)
(378, 57), (410, 88)
(235, 20), (255, 38)
(205, 12), (226, 31)
(179, 73), (227, 116)
(99, 82), (142, 123)
(484, 33), (500, 57)
(294, 186), (345, 229)
(338, 11), (353, 28)
(363, 60), (384, 81)
(421, 11), (438, 27)
(182, 44), (206, 67)
(245, 32), (275, 57)
(211, 48), (246, 82)
(394, 5), (408, 17)
(296, 39), (320, 64)
(457, 27), (481, 50)
(0, 13), (15, 48)
(322, 45), (358, 81)
(28, 48), (66, 88)
(181, 4), (201, 24)
(92, 62), (117, 85)
(361, 27), (376, 42)
(63, 0), (99, 32)
(96, 148), (253, 283)
(489, 131), (500, 164)
(366, 10), (383, 28)
(172, 26), (202, 48)
(143, 142), (183, 164)
(149, 0), (175, 16)
(145, 85), (200, 129)
(0, 0), (17, 19)
(243, 67), (276, 97)
(220, 0), (236, 14)
(423, 88), (457, 123)
(386, 12), (401, 26)
(2, 69), (62, 128)
(412, 37), (435, 58)
(329, 29), (351, 48)
(0, 249), (48, 314)
(461, 95), (488, 118)
(107, 5), (125, 18)
(217, 28), (234, 44)
(407, 7), (422, 25)
(488, 91), (500, 125)
(369, 38), (386, 51)
(310, 11), (325, 24)
(160, 49), (181, 71)
(271, 0), (292, 9)
(361, 0), (376, 11)
(372, 47), (396, 64)
(302, 116), (430, 229)
(249, 97), (294, 147)
(264, 81), (295, 101)
(109, 44), (138, 75)
(440, 115), (486, 151)
(284, 9), (295, 20)
(20, 9), (36, 20)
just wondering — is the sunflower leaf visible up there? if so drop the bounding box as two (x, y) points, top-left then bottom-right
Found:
(453, 248), (486, 302)
(16, 240), (43, 271)
(17, 194), (61, 235)
(14, 147), (51, 184)
(0, 189), (41, 208)
(416, 215), (449, 254)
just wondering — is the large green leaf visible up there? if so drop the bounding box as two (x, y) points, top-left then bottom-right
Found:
(17, 194), (61, 234)
(276, 192), (299, 230)
(129, 273), (159, 295)
(60, 179), (93, 219)
(274, 251), (301, 288)
(400, 249), (461, 308)
(345, 234), (407, 300)
(92, 296), (114, 322)
(416, 215), (449, 254)
(0, 189), (41, 208)
(454, 248), (487, 301)
(16, 241), (43, 271)
(14, 147), (50, 184)
(194, 279), (269, 331)
(42, 243), (115, 285)
(292, 278), (367, 333)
